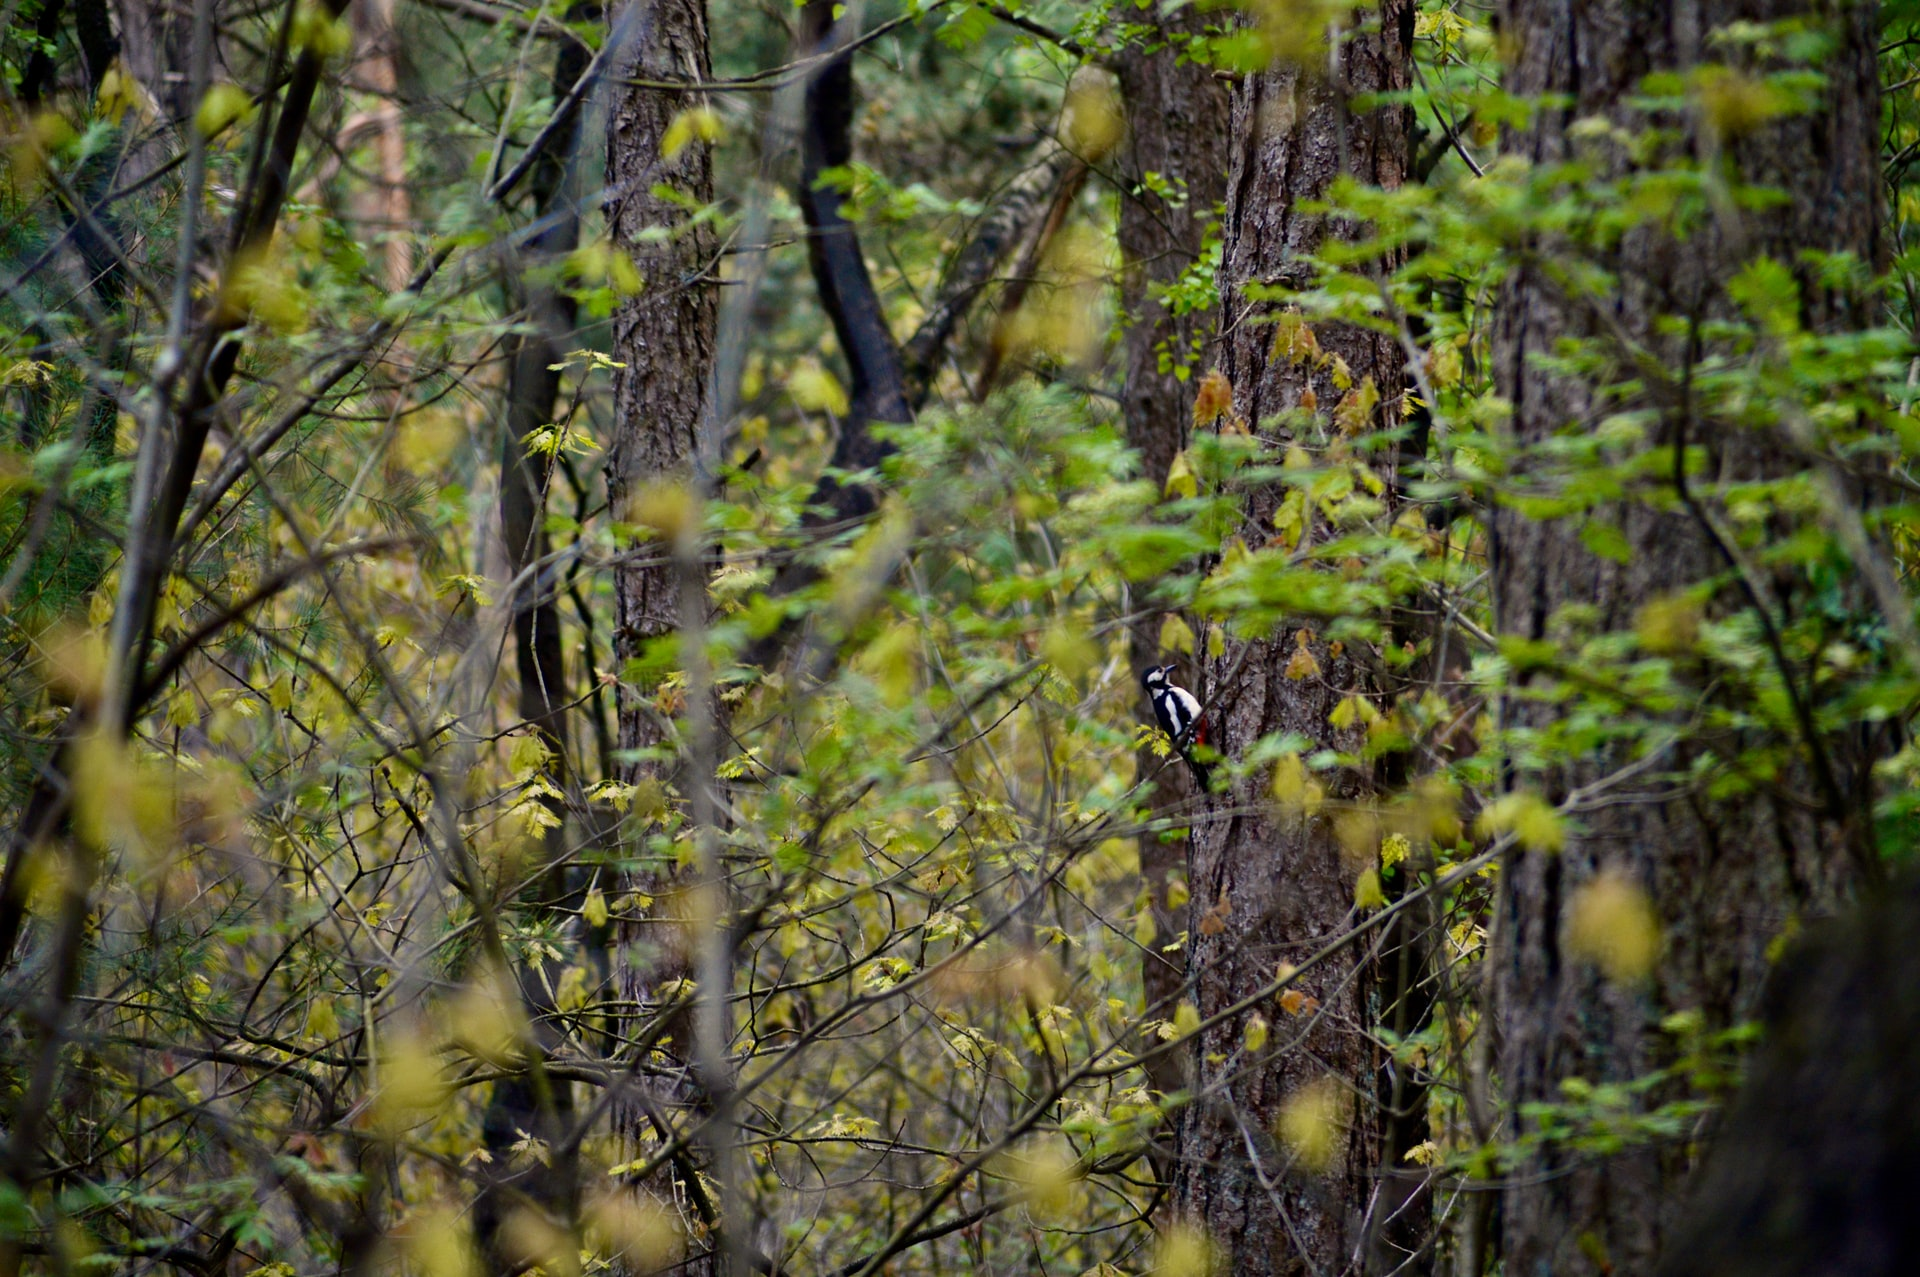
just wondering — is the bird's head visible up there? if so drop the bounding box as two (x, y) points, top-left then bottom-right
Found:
(1142, 664), (1170, 691)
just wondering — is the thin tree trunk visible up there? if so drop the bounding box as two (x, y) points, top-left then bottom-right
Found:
(1173, 7), (1414, 1275)
(1113, 7), (1230, 1111)
(500, 20), (591, 803)
(348, 0), (413, 291)
(603, 0), (718, 1260)
(606, 0), (715, 769)
(477, 17), (593, 1249)
(1489, 2), (1883, 1273)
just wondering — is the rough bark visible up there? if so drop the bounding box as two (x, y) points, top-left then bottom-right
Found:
(1112, 7), (1231, 1110)
(1173, 7), (1414, 1275)
(606, 0), (715, 768)
(1489, 3), (1883, 1274)
(603, 0), (717, 1260)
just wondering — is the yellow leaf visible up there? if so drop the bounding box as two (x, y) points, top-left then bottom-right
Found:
(1012, 1137), (1078, 1221)
(1327, 354), (1353, 392)
(1164, 448), (1198, 499)
(305, 997), (341, 1043)
(1158, 613), (1196, 655)
(586, 1189), (685, 1272)
(1042, 621), (1097, 682)
(194, 83), (255, 137)
(607, 249), (643, 296)
(860, 621), (919, 705)
(1276, 1076), (1346, 1174)
(1636, 592), (1702, 654)
(227, 247), (312, 333)
(1566, 870), (1661, 982)
(1155, 1224), (1217, 1277)
(447, 973), (528, 1069)
(1335, 809), (1379, 872)
(373, 1027), (449, 1133)
(290, 1), (354, 58)
(1059, 71), (1123, 160)
(1271, 753), (1324, 816)
(1172, 1001), (1201, 1038)
(554, 964), (590, 1012)
(95, 60), (157, 126)
(500, 1209), (573, 1277)
(1694, 65), (1788, 140)
(625, 479), (698, 543)
(1243, 1013), (1269, 1054)
(582, 886), (609, 929)
(1328, 693), (1379, 730)
(1411, 775), (1462, 846)
(1354, 868), (1387, 910)
(394, 409), (463, 475)
(1272, 488), (1307, 551)
(1425, 340), (1463, 389)
(398, 1205), (481, 1277)
(508, 732), (553, 777)
(1475, 791), (1565, 853)
(787, 360), (850, 416)
(661, 106), (724, 160)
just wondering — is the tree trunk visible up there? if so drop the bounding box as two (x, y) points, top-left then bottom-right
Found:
(1173, 7), (1414, 1274)
(607, 0), (715, 753)
(604, 0), (718, 1256)
(476, 19), (592, 1251)
(1113, 8), (1231, 1111)
(501, 19), (591, 802)
(1489, 3), (1883, 1274)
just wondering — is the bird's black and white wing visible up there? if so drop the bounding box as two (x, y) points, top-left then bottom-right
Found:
(1151, 680), (1202, 746)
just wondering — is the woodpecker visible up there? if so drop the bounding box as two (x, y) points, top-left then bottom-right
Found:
(1143, 663), (1211, 790)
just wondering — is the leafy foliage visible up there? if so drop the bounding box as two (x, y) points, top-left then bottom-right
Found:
(0, 1), (1915, 1274)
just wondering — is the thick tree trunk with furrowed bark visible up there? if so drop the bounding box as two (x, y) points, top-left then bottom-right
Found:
(1489, 3), (1883, 1274)
(1113, 6), (1231, 1113)
(1172, 6), (1414, 1274)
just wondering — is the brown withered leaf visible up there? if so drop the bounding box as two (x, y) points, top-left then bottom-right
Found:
(1333, 375), (1380, 435)
(1197, 891), (1232, 937)
(1192, 368), (1232, 428)
(1277, 988), (1320, 1017)
(1271, 311), (1322, 366)
(1285, 629), (1320, 681)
